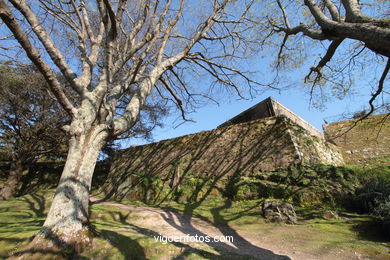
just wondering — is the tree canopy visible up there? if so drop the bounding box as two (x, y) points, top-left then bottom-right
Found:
(257, 0), (389, 116)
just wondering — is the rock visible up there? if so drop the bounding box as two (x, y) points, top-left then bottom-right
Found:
(322, 210), (339, 220)
(261, 200), (297, 224)
(113, 213), (121, 221)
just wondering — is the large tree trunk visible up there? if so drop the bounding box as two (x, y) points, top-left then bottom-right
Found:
(0, 154), (23, 201)
(29, 126), (108, 252)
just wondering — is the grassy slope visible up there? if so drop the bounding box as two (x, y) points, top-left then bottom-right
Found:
(0, 190), (389, 259)
(324, 114), (390, 164)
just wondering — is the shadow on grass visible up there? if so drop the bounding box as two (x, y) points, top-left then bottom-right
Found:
(124, 222), (225, 259)
(24, 193), (46, 218)
(159, 201), (290, 259)
(12, 248), (79, 260)
(352, 219), (390, 243)
(296, 207), (390, 243)
(295, 208), (330, 221)
(99, 229), (146, 260)
(0, 237), (26, 259)
(7, 232), (89, 260)
(91, 212), (227, 259)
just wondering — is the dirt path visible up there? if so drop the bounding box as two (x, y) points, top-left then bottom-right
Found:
(90, 197), (373, 260)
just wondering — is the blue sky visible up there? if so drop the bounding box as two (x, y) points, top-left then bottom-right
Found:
(127, 39), (385, 147)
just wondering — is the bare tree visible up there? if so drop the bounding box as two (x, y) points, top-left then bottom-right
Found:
(260, 0), (389, 116)
(0, 0), (260, 251)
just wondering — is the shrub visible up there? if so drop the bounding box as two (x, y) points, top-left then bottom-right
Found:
(349, 165), (390, 237)
(352, 177), (390, 213)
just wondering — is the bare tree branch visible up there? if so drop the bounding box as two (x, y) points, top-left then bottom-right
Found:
(0, 0), (76, 117)
(362, 58), (390, 120)
(324, 0), (341, 21)
(305, 37), (344, 84)
(8, 0), (84, 94)
(304, 0), (390, 57)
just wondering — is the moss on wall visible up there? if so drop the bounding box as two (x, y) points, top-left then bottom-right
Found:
(101, 163), (359, 207)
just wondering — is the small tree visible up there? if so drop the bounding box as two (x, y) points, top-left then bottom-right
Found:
(0, 63), (68, 200)
(0, 0), (261, 250)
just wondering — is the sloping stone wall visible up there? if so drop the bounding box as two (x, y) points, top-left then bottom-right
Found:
(218, 97), (323, 138)
(102, 116), (343, 200)
(270, 99), (324, 138)
(218, 97), (275, 128)
(324, 114), (390, 164)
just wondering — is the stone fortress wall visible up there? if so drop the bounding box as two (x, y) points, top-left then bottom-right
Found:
(103, 97), (389, 201)
(218, 97), (323, 138)
(102, 115), (343, 201)
(323, 114), (390, 164)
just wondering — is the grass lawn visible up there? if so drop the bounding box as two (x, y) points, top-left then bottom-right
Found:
(0, 190), (389, 259)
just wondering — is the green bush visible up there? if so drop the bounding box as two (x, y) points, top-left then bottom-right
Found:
(349, 165), (390, 211)
(373, 198), (390, 237)
(235, 182), (258, 200)
(348, 165), (390, 237)
(352, 177), (390, 213)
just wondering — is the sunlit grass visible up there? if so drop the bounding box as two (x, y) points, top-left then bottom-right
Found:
(0, 190), (389, 259)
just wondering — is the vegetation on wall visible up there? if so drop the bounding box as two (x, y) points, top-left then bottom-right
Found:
(101, 116), (343, 202)
(101, 164), (359, 208)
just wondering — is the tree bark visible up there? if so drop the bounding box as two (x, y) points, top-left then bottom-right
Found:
(31, 126), (108, 250)
(0, 154), (23, 201)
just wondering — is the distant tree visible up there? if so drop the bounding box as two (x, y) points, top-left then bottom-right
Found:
(259, 0), (389, 116)
(0, 0), (260, 251)
(0, 63), (68, 200)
